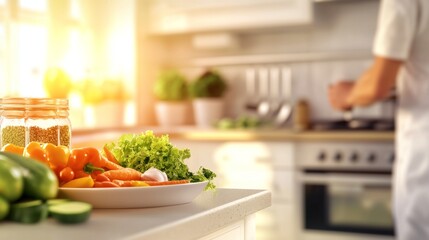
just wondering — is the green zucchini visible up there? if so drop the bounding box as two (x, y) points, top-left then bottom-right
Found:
(0, 156), (24, 202)
(49, 201), (92, 224)
(0, 152), (58, 200)
(0, 196), (9, 221)
(9, 200), (48, 224)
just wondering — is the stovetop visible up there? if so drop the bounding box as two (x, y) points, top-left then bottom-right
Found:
(311, 119), (395, 131)
(295, 141), (395, 171)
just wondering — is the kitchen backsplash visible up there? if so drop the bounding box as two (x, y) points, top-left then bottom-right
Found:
(157, 0), (385, 122)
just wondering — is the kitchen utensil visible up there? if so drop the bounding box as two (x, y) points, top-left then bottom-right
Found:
(257, 67), (272, 119)
(274, 67), (293, 126)
(269, 67), (281, 113)
(342, 108), (376, 129)
(244, 68), (258, 110)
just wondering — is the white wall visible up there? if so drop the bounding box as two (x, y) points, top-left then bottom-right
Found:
(153, 0), (384, 122)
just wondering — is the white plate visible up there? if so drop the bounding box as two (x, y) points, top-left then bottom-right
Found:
(58, 181), (208, 209)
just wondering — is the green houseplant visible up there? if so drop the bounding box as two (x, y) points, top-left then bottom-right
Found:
(188, 70), (227, 98)
(188, 69), (228, 127)
(153, 70), (190, 126)
(154, 70), (188, 101)
(77, 78), (130, 128)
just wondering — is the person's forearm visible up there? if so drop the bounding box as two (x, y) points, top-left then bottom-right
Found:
(346, 57), (402, 107)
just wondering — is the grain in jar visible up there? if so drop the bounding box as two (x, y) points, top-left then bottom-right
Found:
(0, 98), (71, 148)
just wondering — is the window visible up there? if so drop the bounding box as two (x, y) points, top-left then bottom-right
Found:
(1, 0), (50, 97)
(0, 0), (137, 129)
(19, 0), (47, 12)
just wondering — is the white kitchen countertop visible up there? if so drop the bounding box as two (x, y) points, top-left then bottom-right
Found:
(72, 126), (394, 148)
(3, 188), (271, 240)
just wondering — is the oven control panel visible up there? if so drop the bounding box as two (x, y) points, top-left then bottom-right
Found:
(295, 142), (394, 171)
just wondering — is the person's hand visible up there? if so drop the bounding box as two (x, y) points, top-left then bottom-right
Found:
(328, 81), (354, 111)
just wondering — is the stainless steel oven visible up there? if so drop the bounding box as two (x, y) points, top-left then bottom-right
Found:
(296, 141), (395, 240)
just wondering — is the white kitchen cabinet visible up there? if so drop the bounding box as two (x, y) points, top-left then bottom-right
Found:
(198, 218), (254, 240)
(147, 0), (313, 35)
(171, 140), (298, 240)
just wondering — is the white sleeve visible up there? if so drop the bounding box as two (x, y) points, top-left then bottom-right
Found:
(373, 0), (419, 60)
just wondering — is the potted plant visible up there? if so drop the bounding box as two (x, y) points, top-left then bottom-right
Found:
(78, 77), (130, 128)
(153, 70), (190, 126)
(189, 69), (228, 127)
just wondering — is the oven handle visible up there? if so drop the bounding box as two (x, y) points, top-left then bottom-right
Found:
(300, 173), (391, 186)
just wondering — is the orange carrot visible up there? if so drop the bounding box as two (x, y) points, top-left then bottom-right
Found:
(98, 156), (123, 170)
(112, 180), (149, 187)
(95, 174), (110, 182)
(144, 180), (190, 186)
(90, 170), (104, 180)
(84, 147), (122, 170)
(103, 146), (120, 165)
(100, 168), (142, 181)
(93, 181), (120, 188)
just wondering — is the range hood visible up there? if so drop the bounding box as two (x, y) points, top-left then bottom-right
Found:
(148, 0), (313, 35)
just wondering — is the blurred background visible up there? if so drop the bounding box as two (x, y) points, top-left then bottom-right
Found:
(0, 1), (396, 240)
(0, 0), (389, 131)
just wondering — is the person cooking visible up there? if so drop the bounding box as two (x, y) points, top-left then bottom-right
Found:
(328, 0), (429, 239)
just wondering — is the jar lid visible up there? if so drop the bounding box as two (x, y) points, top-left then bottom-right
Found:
(0, 98), (69, 111)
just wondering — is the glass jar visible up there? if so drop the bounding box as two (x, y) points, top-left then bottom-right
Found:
(0, 98), (71, 148)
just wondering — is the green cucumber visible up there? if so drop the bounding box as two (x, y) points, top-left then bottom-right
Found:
(9, 200), (48, 224)
(0, 152), (58, 200)
(0, 156), (24, 202)
(49, 201), (92, 224)
(0, 196), (9, 221)
(46, 199), (70, 206)
(46, 199), (70, 217)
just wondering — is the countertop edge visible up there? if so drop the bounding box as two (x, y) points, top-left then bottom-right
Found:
(72, 127), (395, 147)
(126, 189), (271, 240)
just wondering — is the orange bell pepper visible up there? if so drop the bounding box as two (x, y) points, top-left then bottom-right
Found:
(42, 143), (69, 173)
(23, 142), (49, 166)
(68, 147), (122, 174)
(1, 143), (24, 155)
(68, 148), (98, 171)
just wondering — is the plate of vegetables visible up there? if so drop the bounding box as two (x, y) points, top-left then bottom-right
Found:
(58, 181), (208, 208)
(2, 131), (216, 209)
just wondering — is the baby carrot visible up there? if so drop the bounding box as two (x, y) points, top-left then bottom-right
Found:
(100, 168), (142, 181)
(87, 147), (122, 170)
(97, 156), (123, 170)
(103, 145), (120, 165)
(95, 174), (110, 182)
(144, 180), (190, 186)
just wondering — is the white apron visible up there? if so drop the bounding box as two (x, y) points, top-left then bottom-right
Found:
(372, 0), (429, 239)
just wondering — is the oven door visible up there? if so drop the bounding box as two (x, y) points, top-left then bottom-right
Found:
(301, 172), (394, 236)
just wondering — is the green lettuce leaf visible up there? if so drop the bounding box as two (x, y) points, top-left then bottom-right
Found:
(105, 130), (216, 190)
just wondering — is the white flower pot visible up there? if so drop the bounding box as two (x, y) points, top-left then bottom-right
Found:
(193, 98), (224, 127)
(155, 101), (190, 126)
